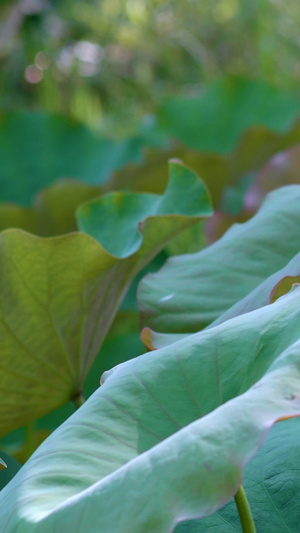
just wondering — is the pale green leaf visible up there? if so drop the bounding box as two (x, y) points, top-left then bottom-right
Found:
(139, 186), (300, 333)
(176, 418), (300, 532)
(141, 251), (300, 351)
(2, 288), (300, 531)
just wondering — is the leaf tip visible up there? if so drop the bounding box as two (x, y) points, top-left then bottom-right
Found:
(141, 327), (157, 351)
(0, 458), (7, 471)
(270, 276), (300, 303)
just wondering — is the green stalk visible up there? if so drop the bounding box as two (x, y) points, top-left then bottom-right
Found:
(234, 485), (257, 533)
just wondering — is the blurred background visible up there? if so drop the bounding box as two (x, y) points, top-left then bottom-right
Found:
(1, 0), (300, 136)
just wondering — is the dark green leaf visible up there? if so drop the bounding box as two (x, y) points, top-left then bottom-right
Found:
(0, 111), (144, 205)
(158, 77), (300, 153)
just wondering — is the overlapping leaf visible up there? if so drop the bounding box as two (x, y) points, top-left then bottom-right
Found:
(0, 162), (211, 436)
(2, 288), (300, 531)
(139, 185), (300, 333)
(142, 252), (300, 351)
(77, 161), (212, 257)
(210, 258), (300, 329)
(176, 419), (300, 533)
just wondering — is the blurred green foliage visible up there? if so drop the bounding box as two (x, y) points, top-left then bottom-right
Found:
(1, 0), (300, 134)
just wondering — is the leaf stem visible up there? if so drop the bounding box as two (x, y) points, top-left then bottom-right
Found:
(234, 485), (256, 533)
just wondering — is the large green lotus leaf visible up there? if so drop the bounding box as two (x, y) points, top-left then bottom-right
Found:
(0, 161), (211, 436)
(109, 148), (228, 260)
(0, 111), (144, 205)
(76, 161), (212, 258)
(0, 180), (102, 236)
(165, 221), (207, 255)
(107, 144), (231, 207)
(158, 77), (300, 153)
(0, 230), (116, 436)
(176, 418), (300, 532)
(139, 185), (300, 333)
(142, 251), (300, 351)
(2, 288), (300, 531)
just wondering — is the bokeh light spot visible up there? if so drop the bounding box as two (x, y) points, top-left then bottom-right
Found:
(25, 65), (43, 84)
